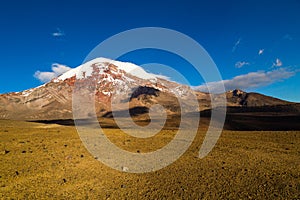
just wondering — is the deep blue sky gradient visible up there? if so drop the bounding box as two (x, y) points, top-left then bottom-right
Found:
(0, 0), (299, 101)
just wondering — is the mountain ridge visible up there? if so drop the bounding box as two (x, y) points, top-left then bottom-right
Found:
(0, 58), (299, 123)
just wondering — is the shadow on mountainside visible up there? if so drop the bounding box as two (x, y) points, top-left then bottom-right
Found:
(31, 104), (300, 131)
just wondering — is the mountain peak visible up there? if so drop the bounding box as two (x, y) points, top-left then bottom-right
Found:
(228, 89), (245, 96)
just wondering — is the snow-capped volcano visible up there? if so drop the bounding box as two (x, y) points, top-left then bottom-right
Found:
(0, 57), (296, 121)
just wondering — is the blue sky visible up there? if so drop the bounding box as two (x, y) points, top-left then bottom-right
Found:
(0, 0), (299, 102)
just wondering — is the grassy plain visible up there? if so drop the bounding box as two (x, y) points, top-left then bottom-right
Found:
(0, 120), (299, 199)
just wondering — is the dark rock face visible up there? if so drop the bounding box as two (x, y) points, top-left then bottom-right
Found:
(130, 86), (160, 100)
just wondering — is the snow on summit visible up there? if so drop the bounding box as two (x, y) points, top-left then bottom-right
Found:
(57, 57), (158, 81)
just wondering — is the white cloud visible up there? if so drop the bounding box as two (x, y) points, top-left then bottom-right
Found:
(151, 73), (171, 81)
(283, 34), (293, 41)
(272, 58), (283, 67)
(52, 28), (65, 37)
(34, 71), (57, 83)
(258, 49), (264, 55)
(34, 63), (72, 83)
(235, 61), (250, 68)
(193, 68), (296, 93)
(51, 64), (71, 75)
(232, 38), (241, 52)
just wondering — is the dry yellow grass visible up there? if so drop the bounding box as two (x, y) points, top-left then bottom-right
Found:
(0, 120), (299, 199)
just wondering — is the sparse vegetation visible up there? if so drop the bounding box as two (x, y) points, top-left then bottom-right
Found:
(0, 120), (299, 199)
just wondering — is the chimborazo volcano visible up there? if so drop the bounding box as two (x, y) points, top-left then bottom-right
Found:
(0, 58), (299, 130)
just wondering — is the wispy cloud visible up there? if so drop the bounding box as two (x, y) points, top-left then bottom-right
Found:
(52, 28), (65, 37)
(272, 58), (283, 67)
(193, 68), (296, 93)
(235, 61), (250, 68)
(34, 63), (71, 83)
(232, 38), (241, 52)
(258, 49), (264, 55)
(151, 73), (171, 81)
(283, 34), (293, 41)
